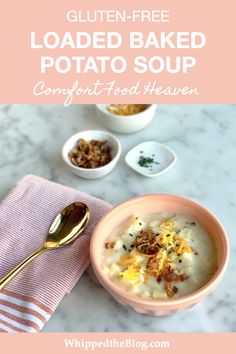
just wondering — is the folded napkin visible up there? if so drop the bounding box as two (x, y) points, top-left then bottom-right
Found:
(0, 175), (112, 333)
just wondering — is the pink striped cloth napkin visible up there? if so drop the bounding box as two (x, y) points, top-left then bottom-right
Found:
(0, 175), (112, 333)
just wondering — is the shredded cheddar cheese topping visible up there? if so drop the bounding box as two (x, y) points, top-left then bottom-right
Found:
(119, 264), (143, 284)
(107, 104), (148, 116)
(107, 216), (194, 297)
(103, 214), (217, 300)
(119, 255), (137, 266)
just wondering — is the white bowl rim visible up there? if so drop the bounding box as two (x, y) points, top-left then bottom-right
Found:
(62, 129), (121, 171)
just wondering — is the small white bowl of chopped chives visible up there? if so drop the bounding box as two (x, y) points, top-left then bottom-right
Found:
(96, 104), (156, 134)
(125, 141), (177, 177)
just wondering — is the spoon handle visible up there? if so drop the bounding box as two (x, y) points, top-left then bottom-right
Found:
(0, 246), (47, 290)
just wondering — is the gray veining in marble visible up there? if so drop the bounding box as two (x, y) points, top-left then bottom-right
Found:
(0, 104), (235, 332)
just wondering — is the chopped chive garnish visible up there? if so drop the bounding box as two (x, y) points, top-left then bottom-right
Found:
(141, 245), (148, 253)
(123, 245), (127, 251)
(138, 156), (155, 168)
(129, 233), (133, 237)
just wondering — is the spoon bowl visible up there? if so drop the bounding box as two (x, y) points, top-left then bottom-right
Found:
(46, 202), (90, 248)
(0, 202), (90, 290)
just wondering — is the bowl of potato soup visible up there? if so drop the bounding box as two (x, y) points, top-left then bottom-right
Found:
(90, 195), (229, 316)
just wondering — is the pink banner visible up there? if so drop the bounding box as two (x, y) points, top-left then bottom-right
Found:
(0, 333), (235, 353)
(0, 0), (235, 104)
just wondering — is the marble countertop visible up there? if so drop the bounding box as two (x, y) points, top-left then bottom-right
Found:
(0, 104), (235, 332)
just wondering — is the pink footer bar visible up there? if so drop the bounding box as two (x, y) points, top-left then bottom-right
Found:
(1, 333), (235, 354)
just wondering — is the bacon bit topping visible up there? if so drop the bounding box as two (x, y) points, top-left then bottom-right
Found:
(105, 242), (115, 249)
(135, 228), (160, 255)
(146, 250), (167, 276)
(165, 272), (178, 282)
(69, 139), (112, 169)
(178, 273), (189, 282)
(166, 282), (174, 297)
(135, 229), (155, 246)
(137, 243), (159, 256)
(132, 217), (194, 297)
(166, 282), (179, 297)
(172, 286), (179, 294)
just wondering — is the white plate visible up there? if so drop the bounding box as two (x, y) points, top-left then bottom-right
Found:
(125, 141), (176, 177)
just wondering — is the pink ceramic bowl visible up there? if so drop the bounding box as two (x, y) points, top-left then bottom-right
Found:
(90, 195), (229, 316)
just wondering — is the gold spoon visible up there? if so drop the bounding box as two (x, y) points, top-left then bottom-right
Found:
(0, 202), (90, 290)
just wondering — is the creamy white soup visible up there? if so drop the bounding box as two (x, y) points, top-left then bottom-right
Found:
(101, 214), (217, 299)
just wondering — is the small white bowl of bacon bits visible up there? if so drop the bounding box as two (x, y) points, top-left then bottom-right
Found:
(96, 104), (156, 134)
(62, 130), (121, 179)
